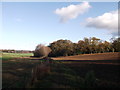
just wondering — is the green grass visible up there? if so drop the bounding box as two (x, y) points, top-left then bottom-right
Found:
(1, 53), (33, 60)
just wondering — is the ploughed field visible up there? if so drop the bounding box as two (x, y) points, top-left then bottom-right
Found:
(52, 52), (120, 88)
(2, 52), (120, 88)
(52, 52), (119, 60)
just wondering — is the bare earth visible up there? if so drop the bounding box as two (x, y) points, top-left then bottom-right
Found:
(52, 52), (119, 60)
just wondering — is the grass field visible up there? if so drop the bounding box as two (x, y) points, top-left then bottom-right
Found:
(2, 52), (120, 88)
(1, 53), (33, 60)
(2, 53), (40, 88)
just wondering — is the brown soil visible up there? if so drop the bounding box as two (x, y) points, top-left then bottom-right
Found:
(52, 52), (119, 60)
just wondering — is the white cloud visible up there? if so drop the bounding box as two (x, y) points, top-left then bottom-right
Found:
(85, 10), (118, 36)
(54, 1), (91, 22)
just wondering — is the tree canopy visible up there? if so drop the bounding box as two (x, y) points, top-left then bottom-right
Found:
(47, 37), (120, 57)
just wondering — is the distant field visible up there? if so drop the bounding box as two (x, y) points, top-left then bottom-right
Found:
(1, 53), (33, 60)
(2, 52), (120, 88)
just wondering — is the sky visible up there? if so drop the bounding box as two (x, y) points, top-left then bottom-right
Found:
(1, 2), (118, 50)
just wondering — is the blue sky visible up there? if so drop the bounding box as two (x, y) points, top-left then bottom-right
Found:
(1, 2), (118, 50)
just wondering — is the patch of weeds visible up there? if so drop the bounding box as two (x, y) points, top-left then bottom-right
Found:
(32, 62), (81, 88)
(84, 70), (97, 88)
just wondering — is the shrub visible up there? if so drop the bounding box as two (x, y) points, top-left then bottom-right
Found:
(34, 44), (52, 57)
(84, 71), (97, 88)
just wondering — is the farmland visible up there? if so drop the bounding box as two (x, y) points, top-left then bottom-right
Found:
(2, 52), (120, 88)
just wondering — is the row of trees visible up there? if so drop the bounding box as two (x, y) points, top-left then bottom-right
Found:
(48, 37), (120, 57)
(1, 49), (33, 53)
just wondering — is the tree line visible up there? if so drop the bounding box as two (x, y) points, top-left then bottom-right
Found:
(1, 49), (33, 53)
(48, 37), (120, 57)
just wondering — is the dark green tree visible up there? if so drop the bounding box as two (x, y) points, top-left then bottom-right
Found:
(112, 37), (120, 52)
(49, 39), (74, 57)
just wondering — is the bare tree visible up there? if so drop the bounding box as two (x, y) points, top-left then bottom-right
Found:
(34, 44), (52, 58)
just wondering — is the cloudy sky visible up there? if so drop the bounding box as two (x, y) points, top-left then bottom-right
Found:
(1, 2), (118, 50)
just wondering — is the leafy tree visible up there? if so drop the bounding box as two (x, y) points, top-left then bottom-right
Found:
(47, 37), (119, 57)
(78, 40), (86, 54)
(112, 37), (120, 52)
(90, 37), (100, 53)
(103, 41), (111, 52)
(49, 39), (74, 57)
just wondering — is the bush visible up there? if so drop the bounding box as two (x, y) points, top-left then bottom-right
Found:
(84, 71), (97, 88)
(34, 44), (52, 57)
